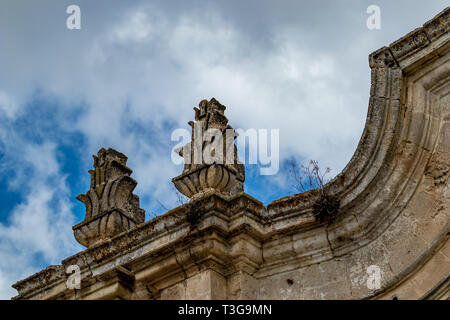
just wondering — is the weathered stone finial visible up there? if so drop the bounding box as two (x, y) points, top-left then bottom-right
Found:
(172, 98), (245, 199)
(73, 148), (145, 248)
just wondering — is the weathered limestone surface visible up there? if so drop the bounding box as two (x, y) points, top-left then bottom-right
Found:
(72, 148), (145, 248)
(12, 8), (450, 300)
(172, 98), (245, 199)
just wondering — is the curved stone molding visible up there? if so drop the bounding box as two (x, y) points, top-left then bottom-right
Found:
(12, 8), (450, 300)
(173, 164), (244, 199)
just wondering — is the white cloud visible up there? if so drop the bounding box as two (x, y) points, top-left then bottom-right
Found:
(0, 91), (19, 119)
(0, 138), (81, 299)
(113, 10), (156, 43)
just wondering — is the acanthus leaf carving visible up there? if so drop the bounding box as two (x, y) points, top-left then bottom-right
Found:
(73, 148), (145, 248)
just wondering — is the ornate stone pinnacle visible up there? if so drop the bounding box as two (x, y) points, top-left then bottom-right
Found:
(172, 98), (245, 199)
(73, 148), (145, 248)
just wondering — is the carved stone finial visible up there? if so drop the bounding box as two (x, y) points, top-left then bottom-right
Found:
(172, 98), (245, 199)
(73, 148), (145, 248)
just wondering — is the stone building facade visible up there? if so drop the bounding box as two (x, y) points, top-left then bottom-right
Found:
(12, 8), (450, 300)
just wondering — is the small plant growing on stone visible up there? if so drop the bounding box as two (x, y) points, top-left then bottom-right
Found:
(174, 187), (188, 206)
(186, 201), (202, 227)
(289, 160), (340, 224)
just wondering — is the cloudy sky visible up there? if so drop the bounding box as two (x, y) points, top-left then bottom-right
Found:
(0, 0), (447, 299)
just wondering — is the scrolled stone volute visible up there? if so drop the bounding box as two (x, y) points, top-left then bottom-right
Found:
(73, 148), (145, 248)
(172, 98), (245, 199)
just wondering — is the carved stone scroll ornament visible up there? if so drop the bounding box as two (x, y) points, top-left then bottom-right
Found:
(73, 148), (145, 248)
(172, 98), (245, 199)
